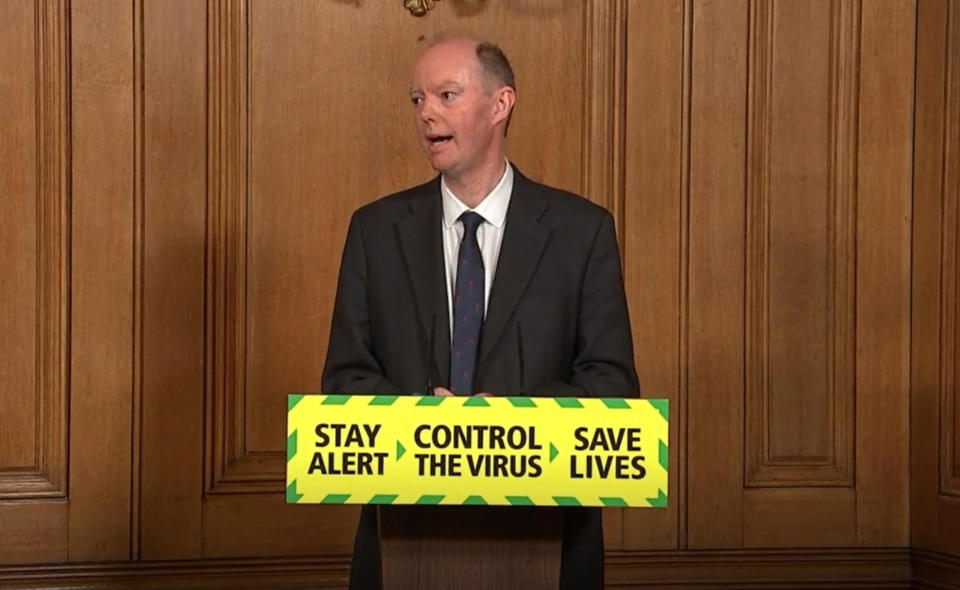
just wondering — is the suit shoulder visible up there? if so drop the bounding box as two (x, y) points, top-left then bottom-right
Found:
(350, 178), (438, 227)
(524, 178), (612, 226)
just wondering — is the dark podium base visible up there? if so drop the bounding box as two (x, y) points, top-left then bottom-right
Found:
(378, 505), (562, 590)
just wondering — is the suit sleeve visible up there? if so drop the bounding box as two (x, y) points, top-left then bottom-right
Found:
(531, 212), (640, 398)
(321, 212), (403, 394)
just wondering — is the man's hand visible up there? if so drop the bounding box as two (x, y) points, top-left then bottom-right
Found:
(432, 387), (491, 397)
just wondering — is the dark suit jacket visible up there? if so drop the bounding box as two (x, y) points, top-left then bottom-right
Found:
(322, 169), (639, 590)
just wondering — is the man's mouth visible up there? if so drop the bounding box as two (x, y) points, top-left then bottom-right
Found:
(426, 134), (453, 146)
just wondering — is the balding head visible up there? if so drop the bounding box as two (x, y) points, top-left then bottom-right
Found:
(416, 37), (516, 130)
(409, 37), (517, 183)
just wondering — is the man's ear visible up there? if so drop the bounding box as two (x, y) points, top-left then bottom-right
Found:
(491, 85), (516, 125)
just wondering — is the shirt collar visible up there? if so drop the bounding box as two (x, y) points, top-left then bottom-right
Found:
(441, 160), (514, 229)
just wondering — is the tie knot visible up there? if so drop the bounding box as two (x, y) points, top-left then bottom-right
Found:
(459, 211), (485, 235)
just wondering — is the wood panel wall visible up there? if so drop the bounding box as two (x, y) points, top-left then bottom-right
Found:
(0, 0), (956, 587)
(912, 1), (960, 588)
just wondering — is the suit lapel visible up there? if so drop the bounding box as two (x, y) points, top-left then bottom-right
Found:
(394, 179), (451, 387)
(479, 172), (550, 369)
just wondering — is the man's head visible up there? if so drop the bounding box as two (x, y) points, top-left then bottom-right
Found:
(409, 37), (516, 180)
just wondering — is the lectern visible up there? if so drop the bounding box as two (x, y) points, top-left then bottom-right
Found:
(378, 505), (562, 590)
(286, 394), (669, 588)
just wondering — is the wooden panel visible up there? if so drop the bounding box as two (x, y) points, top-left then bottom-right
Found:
(744, 0), (856, 488)
(912, 0), (960, 558)
(855, 0), (913, 547)
(940, 0), (960, 498)
(0, 503), (67, 564)
(743, 488), (855, 547)
(0, 548), (913, 589)
(0, 556), (349, 589)
(606, 548), (910, 588)
(138, 0), (206, 560)
(0, 0), (71, 566)
(582, 0), (627, 219)
(686, 0), (748, 550)
(202, 495), (356, 558)
(911, 0), (949, 552)
(0, 0), (40, 482)
(0, 0), (132, 564)
(704, 1), (872, 547)
(69, 0), (134, 560)
(912, 549), (960, 590)
(205, 0), (259, 494)
(0, 0), (68, 500)
(621, 0), (686, 551)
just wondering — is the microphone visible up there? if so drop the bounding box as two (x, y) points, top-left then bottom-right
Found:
(517, 323), (526, 396)
(426, 313), (437, 395)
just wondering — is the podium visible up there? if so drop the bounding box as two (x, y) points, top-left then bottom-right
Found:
(285, 394), (669, 588)
(378, 505), (562, 590)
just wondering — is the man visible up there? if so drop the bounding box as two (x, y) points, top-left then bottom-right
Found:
(322, 37), (639, 590)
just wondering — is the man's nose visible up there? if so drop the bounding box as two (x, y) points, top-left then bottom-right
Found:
(418, 96), (437, 121)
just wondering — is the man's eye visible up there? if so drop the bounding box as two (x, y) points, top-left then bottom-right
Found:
(441, 91), (455, 100)
(410, 96), (423, 106)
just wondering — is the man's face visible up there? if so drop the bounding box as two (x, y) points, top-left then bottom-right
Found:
(409, 41), (501, 178)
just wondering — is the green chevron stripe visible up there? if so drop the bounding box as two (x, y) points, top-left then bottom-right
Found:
(646, 489), (668, 507)
(600, 497), (628, 507)
(321, 493), (351, 504)
(463, 396), (490, 407)
(286, 480), (303, 503)
(506, 397), (537, 408)
(554, 398), (583, 408)
(601, 398), (631, 409)
(286, 429), (298, 461)
(506, 496), (534, 506)
(553, 496), (581, 506)
(322, 394), (351, 405)
(369, 395), (400, 406)
(416, 494), (445, 504)
(396, 440), (406, 460)
(549, 443), (558, 463)
(648, 398), (669, 420)
(287, 393), (305, 411)
(369, 494), (398, 504)
(659, 439), (669, 471)
(416, 396), (445, 406)
(463, 495), (487, 505)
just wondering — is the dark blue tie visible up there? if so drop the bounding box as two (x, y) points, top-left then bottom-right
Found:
(450, 211), (485, 395)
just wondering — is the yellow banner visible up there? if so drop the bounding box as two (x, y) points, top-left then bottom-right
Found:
(286, 394), (668, 508)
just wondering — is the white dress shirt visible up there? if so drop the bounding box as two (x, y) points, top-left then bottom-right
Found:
(441, 161), (514, 335)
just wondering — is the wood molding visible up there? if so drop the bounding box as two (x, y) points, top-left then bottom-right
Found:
(0, 549), (913, 589)
(913, 548), (960, 590)
(205, 0), (283, 495)
(744, 0), (859, 488)
(940, 0), (960, 499)
(606, 548), (910, 588)
(131, 0), (145, 558)
(0, 0), (70, 501)
(581, 0), (627, 240)
(0, 556), (349, 589)
(677, 0), (692, 549)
